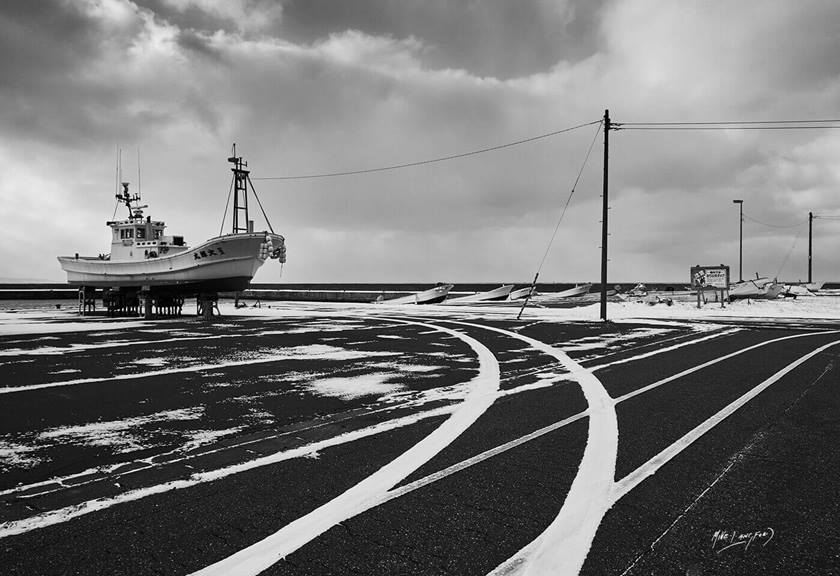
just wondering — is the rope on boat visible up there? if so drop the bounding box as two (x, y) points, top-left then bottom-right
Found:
(219, 176), (235, 236)
(248, 177), (275, 234)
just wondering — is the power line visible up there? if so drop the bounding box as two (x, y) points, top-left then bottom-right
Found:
(743, 213), (808, 229)
(252, 120), (601, 181)
(618, 119), (840, 126)
(616, 125), (840, 131)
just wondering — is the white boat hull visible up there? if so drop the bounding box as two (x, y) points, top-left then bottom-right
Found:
(444, 285), (514, 305)
(551, 283), (592, 299)
(58, 233), (284, 292)
(729, 279), (784, 300)
(377, 284), (454, 305)
(508, 286), (537, 300)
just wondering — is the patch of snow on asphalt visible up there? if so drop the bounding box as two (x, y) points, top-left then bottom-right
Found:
(307, 373), (404, 400)
(282, 344), (399, 361)
(0, 313), (150, 336)
(38, 408), (204, 452)
(562, 328), (673, 352)
(181, 428), (243, 453)
(0, 440), (43, 471)
(131, 357), (168, 367)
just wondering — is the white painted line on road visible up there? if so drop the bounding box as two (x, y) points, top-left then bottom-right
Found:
(611, 338), (840, 504)
(187, 318), (500, 576)
(614, 329), (840, 405)
(6, 316), (836, 569)
(590, 328), (741, 371)
(445, 322), (616, 576)
(0, 370), (562, 533)
(382, 410), (589, 503)
(0, 405), (457, 539)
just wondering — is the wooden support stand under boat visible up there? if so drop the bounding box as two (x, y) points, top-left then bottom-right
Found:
(78, 287), (97, 315)
(197, 293), (220, 319)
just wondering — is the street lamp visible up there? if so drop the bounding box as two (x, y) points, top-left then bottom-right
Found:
(733, 199), (743, 281)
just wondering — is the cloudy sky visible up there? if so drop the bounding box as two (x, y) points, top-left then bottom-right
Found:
(2, 0), (839, 284)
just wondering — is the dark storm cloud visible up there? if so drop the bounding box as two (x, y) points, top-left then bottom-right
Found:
(0, 0), (221, 146)
(278, 0), (606, 79)
(0, 1), (106, 78)
(134, 0), (235, 34)
(2, 0), (840, 283)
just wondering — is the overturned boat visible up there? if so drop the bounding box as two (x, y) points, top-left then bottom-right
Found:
(729, 276), (784, 300)
(508, 286), (537, 300)
(376, 283), (454, 305)
(443, 284), (514, 305)
(58, 150), (286, 307)
(549, 283), (592, 299)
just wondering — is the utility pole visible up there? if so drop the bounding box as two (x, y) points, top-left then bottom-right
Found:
(600, 110), (610, 321)
(733, 199), (744, 281)
(808, 211), (813, 283)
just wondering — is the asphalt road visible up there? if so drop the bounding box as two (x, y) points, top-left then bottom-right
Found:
(1, 306), (838, 575)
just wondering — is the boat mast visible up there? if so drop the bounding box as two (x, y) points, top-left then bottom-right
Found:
(228, 144), (250, 234)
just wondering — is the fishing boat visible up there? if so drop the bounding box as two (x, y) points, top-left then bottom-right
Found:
(58, 150), (286, 295)
(443, 284), (514, 305)
(376, 283), (454, 305)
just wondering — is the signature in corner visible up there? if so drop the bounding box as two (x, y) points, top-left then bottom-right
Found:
(711, 528), (775, 554)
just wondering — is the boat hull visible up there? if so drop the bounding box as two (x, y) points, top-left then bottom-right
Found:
(508, 286), (536, 300)
(377, 284), (454, 305)
(58, 233), (283, 293)
(444, 285), (514, 305)
(729, 279), (784, 300)
(552, 283), (592, 299)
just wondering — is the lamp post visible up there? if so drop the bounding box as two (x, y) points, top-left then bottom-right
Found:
(733, 199), (743, 281)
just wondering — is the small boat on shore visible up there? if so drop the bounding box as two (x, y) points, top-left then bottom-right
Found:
(550, 283), (592, 299)
(508, 286), (537, 300)
(729, 276), (784, 300)
(376, 283), (454, 305)
(443, 284), (514, 305)
(58, 151), (286, 295)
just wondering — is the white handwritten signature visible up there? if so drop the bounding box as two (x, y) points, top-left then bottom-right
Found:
(711, 528), (774, 554)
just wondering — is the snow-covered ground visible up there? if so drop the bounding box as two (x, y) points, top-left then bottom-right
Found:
(213, 293), (840, 324)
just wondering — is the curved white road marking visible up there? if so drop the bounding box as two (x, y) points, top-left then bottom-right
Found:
(612, 338), (840, 503)
(188, 318), (500, 576)
(439, 321), (618, 576)
(0, 405), (456, 539)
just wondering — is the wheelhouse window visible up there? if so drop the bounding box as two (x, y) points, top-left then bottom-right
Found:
(153, 229), (162, 239)
(120, 228), (134, 239)
(136, 228), (146, 239)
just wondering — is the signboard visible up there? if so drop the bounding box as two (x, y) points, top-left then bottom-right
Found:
(691, 265), (730, 290)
